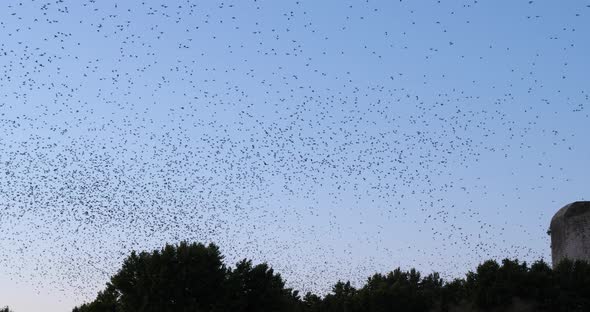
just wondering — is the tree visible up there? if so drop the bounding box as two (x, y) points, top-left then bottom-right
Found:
(322, 280), (356, 312)
(439, 278), (467, 312)
(74, 241), (300, 312)
(73, 242), (590, 312)
(302, 292), (322, 312)
(355, 268), (439, 312)
(551, 259), (590, 311)
(224, 259), (301, 312)
(74, 241), (227, 312)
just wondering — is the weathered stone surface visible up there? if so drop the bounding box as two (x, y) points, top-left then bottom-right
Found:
(550, 201), (590, 267)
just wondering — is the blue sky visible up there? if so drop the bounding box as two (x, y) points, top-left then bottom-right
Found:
(0, 1), (589, 311)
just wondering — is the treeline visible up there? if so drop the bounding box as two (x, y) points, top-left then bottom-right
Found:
(5, 241), (590, 312)
(70, 242), (590, 312)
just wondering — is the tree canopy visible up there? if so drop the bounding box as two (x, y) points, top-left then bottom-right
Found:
(72, 242), (301, 312)
(7, 241), (590, 312)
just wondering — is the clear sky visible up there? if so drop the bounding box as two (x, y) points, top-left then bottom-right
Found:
(0, 0), (589, 311)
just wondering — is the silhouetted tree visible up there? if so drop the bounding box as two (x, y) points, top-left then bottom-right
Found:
(223, 259), (302, 312)
(439, 278), (467, 312)
(322, 281), (357, 311)
(354, 268), (442, 312)
(73, 286), (118, 312)
(550, 259), (590, 311)
(74, 241), (300, 312)
(72, 241), (590, 312)
(302, 292), (322, 312)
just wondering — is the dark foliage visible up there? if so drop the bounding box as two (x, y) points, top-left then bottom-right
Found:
(66, 242), (590, 312)
(73, 242), (301, 312)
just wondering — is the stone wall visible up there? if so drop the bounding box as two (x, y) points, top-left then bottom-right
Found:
(550, 201), (590, 267)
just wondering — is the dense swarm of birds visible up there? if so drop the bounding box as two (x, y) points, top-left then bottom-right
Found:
(0, 0), (588, 309)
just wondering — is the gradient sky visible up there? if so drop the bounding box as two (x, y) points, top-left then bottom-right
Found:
(0, 1), (589, 311)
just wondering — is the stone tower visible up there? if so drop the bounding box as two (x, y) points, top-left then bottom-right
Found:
(549, 201), (590, 267)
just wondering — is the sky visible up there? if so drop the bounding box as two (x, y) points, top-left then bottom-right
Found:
(0, 0), (589, 311)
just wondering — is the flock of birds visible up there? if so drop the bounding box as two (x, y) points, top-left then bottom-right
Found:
(0, 0), (588, 309)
